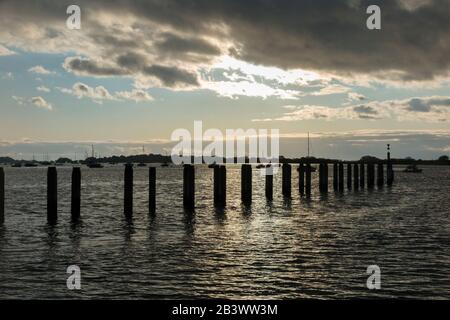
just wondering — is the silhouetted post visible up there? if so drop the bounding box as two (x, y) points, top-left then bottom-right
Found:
(241, 164), (252, 204)
(0, 167), (4, 224)
(319, 163), (328, 193)
(214, 165), (226, 207)
(265, 173), (273, 200)
(387, 144), (394, 186)
(299, 163), (305, 195)
(360, 163), (365, 189)
(124, 164), (133, 217)
(333, 163), (338, 191)
(305, 163), (312, 197)
(338, 162), (344, 192)
(149, 167), (156, 213)
(319, 163), (324, 193)
(324, 163), (329, 193)
(347, 163), (352, 190)
(47, 167), (57, 223)
(183, 164), (195, 210)
(282, 163), (292, 198)
(71, 167), (81, 221)
(353, 163), (359, 190)
(377, 163), (384, 188)
(367, 163), (375, 189)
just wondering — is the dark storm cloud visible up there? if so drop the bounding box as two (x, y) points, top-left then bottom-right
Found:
(64, 57), (127, 76)
(143, 65), (199, 87)
(406, 97), (450, 112)
(2, 0), (450, 81)
(90, 0), (450, 80)
(353, 105), (379, 119)
(155, 33), (221, 56)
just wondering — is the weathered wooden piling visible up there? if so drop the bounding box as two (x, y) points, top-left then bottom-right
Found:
(71, 167), (81, 221)
(386, 144), (394, 186)
(347, 163), (352, 190)
(360, 163), (365, 188)
(265, 172), (273, 200)
(305, 163), (312, 197)
(241, 164), (252, 203)
(298, 163), (305, 195)
(353, 163), (359, 190)
(214, 165), (226, 207)
(183, 164), (195, 210)
(0, 167), (4, 224)
(149, 167), (156, 213)
(338, 162), (344, 192)
(333, 163), (338, 191)
(282, 163), (292, 198)
(47, 167), (57, 223)
(319, 163), (328, 193)
(124, 163), (134, 217)
(367, 163), (375, 189)
(377, 163), (384, 188)
(387, 163), (394, 186)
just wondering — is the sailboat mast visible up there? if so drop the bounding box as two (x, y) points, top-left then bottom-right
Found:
(307, 132), (310, 158)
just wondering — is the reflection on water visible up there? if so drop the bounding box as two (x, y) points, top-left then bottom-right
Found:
(0, 165), (449, 299)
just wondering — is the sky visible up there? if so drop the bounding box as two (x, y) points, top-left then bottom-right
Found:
(1, 0), (450, 160)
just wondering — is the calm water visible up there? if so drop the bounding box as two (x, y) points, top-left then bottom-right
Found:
(0, 165), (449, 299)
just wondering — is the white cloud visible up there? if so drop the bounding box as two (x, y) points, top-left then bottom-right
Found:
(0, 44), (15, 56)
(116, 89), (154, 102)
(31, 96), (52, 110)
(28, 65), (54, 75)
(12, 95), (52, 110)
(252, 96), (450, 123)
(37, 85), (50, 92)
(58, 82), (116, 104)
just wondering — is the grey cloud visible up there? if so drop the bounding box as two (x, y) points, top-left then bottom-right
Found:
(155, 33), (221, 57)
(2, 0), (450, 82)
(143, 65), (199, 87)
(407, 98), (432, 112)
(64, 57), (127, 77)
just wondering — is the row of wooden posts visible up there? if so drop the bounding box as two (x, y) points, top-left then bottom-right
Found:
(0, 162), (393, 224)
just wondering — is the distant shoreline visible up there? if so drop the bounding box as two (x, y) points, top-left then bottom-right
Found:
(1, 154), (449, 166)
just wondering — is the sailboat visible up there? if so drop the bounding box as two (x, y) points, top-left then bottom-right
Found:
(301, 132), (317, 172)
(137, 145), (147, 167)
(87, 145), (104, 168)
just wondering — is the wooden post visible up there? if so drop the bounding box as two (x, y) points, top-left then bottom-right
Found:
(367, 163), (375, 189)
(319, 163), (328, 193)
(241, 164), (252, 204)
(265, 172), (273, 200)
(333, 163), (338, 191)
(0, 167), (4, 224)
(149, 167), (156, 213)
(353, 163), (359, 190)
(47, 167), (57, 223)
(124, 163), (133, 217)
(71, 167), (81, 221)
(183, 164), (195, 210)
(214, 165), (226, 207)
(299, 163), (305, 196)
(347, 163), (352, 190)
(338, 162), (344, 192)
(305, 163), (312, 197)
(282, 163), (292, 198)
(360, 163), (365, 189)
(387, 143), (394, 186)
(387, 163), (394, 186)
(377, 163), (384, 188)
